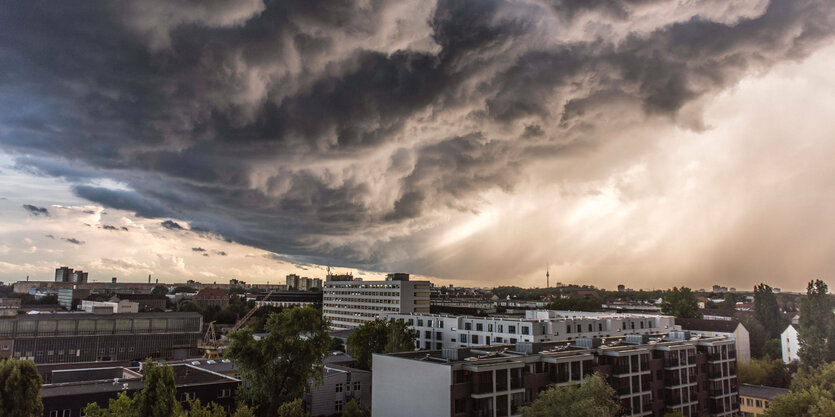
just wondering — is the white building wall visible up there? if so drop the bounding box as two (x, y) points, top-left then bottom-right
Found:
(781, 325), (800, 364)
(383, 312), (676, 350)
(323, 279), (430, 330)
(80, 300), (139, 314)
(372, 353), (451, 417)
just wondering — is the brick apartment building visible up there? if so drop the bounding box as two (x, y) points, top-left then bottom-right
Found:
(193, 289), (229, 309)
(373, 331), (739, 417)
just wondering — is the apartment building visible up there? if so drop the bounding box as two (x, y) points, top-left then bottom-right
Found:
(286, 274), (323, 291)
(675, 318), (751, 362)
(373, 332), (739, 417)
(0, 311), (202, 364)
(323, 274), (430, 330)
(381, 310), (677, 350)
(739, 384), (787, 416)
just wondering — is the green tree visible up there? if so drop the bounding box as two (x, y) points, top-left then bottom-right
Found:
(330, 337), (345, 352)
(738, 358), (791, 388)
(346, 319), (417, 370)
(765, 362), (835, 416)
(0, 358), (43, 417)
(177, 299), (202, 313)
(547, 297), (603, 311)
(83, 392), (137, 417)
(342, 398), (363, 417)
(755, 283), (784, 338)
(798, 280), (835, 368)
(520, 373), (620, 417)
(231, 404), (256, 417)
(660, 287), (701, 319)
(151, 285), (169, 297)
(135, 359), (182, 417)
(276, 399), (308, 417)
(224, 306), (330, 417)
(738, 315), (767, 359)
(185, 398), (226, 417)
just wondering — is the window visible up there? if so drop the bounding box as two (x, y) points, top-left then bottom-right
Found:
(335, 400), (344, 412)
(510, 338), (517, 344)
(218, 388), (232, 398)
(460, 333), (467, 343)
(182, 392), (196, 401)
(476, 323), (483, 331)
(566, 325), (571, 334)
(437, 332), (442, 340)
(49, 411), (58, 417)
(424, 341), (431, 349)
(488, 324), (493, 332)
(756, 400), (762, 408)
(522, 326), (530, 335)
(464, 322), (472, 330)
(498, 325), (503, 332)
(439, 321), (444, 328)
(508, 325), (516, 334)
(336, 383), (343, 393)
(418, 319), (423, 327)
(471, 335), (479, 344)
(63, 410), (71, 417)
(455, 398), (466, 413)
(425, 330), (431, 339)
(576, 324), (581, 333)
(598, 323), (603, 331)
(353, 381), (361, 391)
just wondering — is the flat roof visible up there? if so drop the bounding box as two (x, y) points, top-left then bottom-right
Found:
(739, 384), (789, 400)
(0, 311), (201, 321)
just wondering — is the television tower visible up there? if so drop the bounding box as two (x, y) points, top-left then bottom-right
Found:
(546, 264), (550, 288)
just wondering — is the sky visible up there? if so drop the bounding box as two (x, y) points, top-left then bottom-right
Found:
(1, 0), (835, 291)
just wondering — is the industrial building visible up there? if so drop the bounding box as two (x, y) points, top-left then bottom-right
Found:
(0, 311), (203, 364)
(41, 363), (240, 417)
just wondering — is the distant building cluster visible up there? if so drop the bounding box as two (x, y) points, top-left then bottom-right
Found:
(285, 274), (322, 291)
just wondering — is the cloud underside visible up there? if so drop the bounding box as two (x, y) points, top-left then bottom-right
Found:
(1, 0), (835, 281)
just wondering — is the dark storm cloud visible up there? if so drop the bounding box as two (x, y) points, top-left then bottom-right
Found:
(214, 250), (227, 256)
(101, 224), (118, 230)
(63, 237), (84, 245)
(161, 220), (185, 230)
(22, 204), (49, 216)
(1, 0), (834, 274)
(192, 247), (206, 252)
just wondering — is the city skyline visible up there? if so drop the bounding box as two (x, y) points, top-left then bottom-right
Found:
(2, 1), (835, 291)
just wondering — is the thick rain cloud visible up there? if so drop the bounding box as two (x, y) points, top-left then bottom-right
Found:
(1, 0), (835, 279)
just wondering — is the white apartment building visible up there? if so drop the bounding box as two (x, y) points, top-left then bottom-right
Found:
(381, 310), (677, 350)
(323, 274), (430, 330)
(781, 324), (800, 364)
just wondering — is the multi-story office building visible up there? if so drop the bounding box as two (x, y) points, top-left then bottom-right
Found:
(373, 332), (739, 417)
(193, 289), (229, 309)
(41, 363), (240, 417)
(0, 311), (202, 364)
(676, 318), (750, 362)
(323, 274), (430, 329)
(381, 310), (677, 350)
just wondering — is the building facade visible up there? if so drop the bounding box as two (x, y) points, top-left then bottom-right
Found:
(41, 363), (240, 417)
(286, 274), (323, 291)
(80, 299), (140, 314)
(780, 324), (799, 364)
(193, 289), (229, 309)
(0, 311), (202, 364)
(323, 274), (431, 330)
(381, 311), (677, 350)
(738, 384), (787, 416)
(373, 332), (739, 417)
(675, 318), (750, 363)
(255, 292), (323, 308)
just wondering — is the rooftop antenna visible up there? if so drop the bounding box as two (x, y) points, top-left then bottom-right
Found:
(546, 264), (550, 288)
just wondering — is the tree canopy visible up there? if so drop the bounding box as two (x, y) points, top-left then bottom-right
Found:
(765, 362), (835, 416)
(520, 373), (620, 417)
(738, 358), (791, 388)
(660, 287), (701, 318)
(0, 358), (43, 417)
(276, 399), (308, 417)
(346, 318), (417, 370)
(754, 283), (784, 338)
(798, 280), (835, 368)
(224, 306), (330, 417)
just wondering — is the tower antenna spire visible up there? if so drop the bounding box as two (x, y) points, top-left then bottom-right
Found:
(546, 264), (550, 288)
